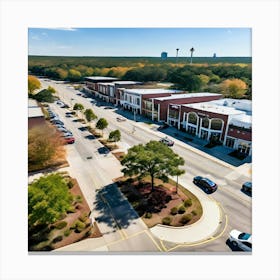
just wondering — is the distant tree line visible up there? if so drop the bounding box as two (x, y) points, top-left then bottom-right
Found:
(28, 56), (252, 99)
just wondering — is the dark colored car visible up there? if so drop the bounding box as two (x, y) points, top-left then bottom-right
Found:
(51, 119), (64, 125)
(193, 176), (217, 193)
(158, 122), (169, 130)
(241, 182), (252, 195)
(159, 137), (174, 147)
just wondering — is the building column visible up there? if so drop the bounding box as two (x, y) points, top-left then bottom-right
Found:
(177, 106), (181, 130)
(167, 106), (170, 125)
(152, 99), (154, 121)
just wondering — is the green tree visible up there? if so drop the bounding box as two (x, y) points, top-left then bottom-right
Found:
(73, 103), (84, 111)
(108, 129), (121, 144)
(84, 108), (97, 123)
(121, 141), (185, 192)
(96, 118), (108, 136)
(32, 89), (55, 103)
(47, 86), (56, 93)
(28, 173), (73, 227)
(28, 75), (41, 94)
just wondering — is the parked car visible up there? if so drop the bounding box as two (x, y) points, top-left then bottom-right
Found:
(57, 127), (68, 133)
(158, 122), (169, 130)
(229, 229), (252, 251)
(54, 124), (65, 129)
(62, 131), (73, 137)
(241, 182), (252, 195)
(61, 104), (70, 108)
(159, 137), (174, 147)
(63, 136), (75, 144)
(116, 116), (126, 122)
(52, 120), (64, 125)
(193, 176), (217, 193)
(56, 100), (64, 107)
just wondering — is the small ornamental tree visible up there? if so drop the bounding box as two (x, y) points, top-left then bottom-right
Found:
(108, 129), (121, 144)
(96, 118), (108, 136)
(28, 75), (41, 94)
(121, 141), (185, 192)
(84, 108), (97, 123)
(73, 103), (84, 111)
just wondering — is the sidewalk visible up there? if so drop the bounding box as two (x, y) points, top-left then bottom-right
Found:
(149, 177), (223, 244)
(115, 107), (251, 168)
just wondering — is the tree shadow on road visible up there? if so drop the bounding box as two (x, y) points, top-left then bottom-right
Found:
(93, 183), (139, 230)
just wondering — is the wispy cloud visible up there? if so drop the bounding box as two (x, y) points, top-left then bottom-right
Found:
(57, 45), (72, 49)
(45, 27), (77, 31)
(31, 35), (41, 40)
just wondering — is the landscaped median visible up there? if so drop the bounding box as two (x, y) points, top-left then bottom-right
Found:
(116, 176), (203, 228)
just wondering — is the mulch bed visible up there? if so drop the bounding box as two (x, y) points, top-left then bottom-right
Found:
(29, 176), (102, 251)
(118, 177), (202, 228)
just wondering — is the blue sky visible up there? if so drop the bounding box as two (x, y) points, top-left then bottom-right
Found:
(28, 28), (251, 57)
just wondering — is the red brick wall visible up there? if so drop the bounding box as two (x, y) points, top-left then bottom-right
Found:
(227, 128), (252, 141)
(181, 106), (229, 139)
(155, 95), (222, 122)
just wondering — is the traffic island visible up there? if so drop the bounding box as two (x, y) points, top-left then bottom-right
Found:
(117, 176), (203, 228)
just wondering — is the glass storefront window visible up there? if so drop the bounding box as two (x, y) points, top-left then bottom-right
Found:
(188, 112), (197, 125)
(211, 119), (223, 130)
(201, 117), (209, 128)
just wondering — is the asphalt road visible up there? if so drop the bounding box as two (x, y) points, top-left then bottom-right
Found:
(41, 78), (252, 252)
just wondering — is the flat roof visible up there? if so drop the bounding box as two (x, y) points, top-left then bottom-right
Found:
(84, 76), (119, 81)
(123, 88), (183, 95)
(154, 92), (221, 101)
(209, 98), (252, 114)
(230, 115), (252, 128)
(182, 102), (246, 116)
(28, 107), (44, 118)
(98, 82), (115, 86)
(114, 81), (141, 85)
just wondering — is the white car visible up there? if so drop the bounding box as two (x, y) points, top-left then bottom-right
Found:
(116, 116), (126, 122)
(57, 127), (68, 133)
(62, 131), (73, 137)
(229, 229), (252, 251)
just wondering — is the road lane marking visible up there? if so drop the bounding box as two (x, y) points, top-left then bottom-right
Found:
(145, 230), (164, 252)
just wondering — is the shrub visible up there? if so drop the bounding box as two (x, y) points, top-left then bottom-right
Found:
(184, 198), (192, 207)
(79, 213), (88, 222)
(144, 212), (152, 219)
(54, 221), (67, 229)
(180, 214), (192, 225)
(75, 195), (83, 203)
(170, 207), (178, 215)
(162, 216), (172, 225)
(64, 229), (71, 237)
(67, 206), (76, 213)
(165, 195), (172, 203)
(178, 205), (186, 214)
(73, 220), (86, 233)
(52, 235), (63, 243)
(67, 179), (74, 189)
(191, 210), (198, 216)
